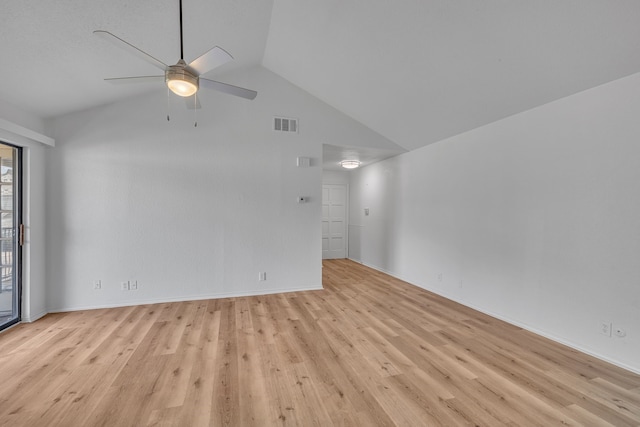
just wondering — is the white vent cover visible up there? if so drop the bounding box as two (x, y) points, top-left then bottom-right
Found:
(274, 116), (298, 133)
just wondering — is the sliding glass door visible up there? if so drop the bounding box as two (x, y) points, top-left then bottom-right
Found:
(0, 142), (21, 331)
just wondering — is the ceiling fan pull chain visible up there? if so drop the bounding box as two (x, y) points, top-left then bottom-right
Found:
(167, 87), (171, 121)
(194, 93), (198, 127)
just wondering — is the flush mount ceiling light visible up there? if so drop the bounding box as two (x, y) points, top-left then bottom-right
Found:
(340, 160), (361, 169)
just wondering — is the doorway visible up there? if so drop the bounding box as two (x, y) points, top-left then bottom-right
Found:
(0, 142), (21, 331)
(322, 184), (347, 259)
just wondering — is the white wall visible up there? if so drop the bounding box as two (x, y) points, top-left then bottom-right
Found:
(47, 66), (392, 312)
(322, 170), (350, 186)
(349, 72), (640, 373)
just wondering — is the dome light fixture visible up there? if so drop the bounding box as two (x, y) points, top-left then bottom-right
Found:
(166, 60), (198, 97)
(340, 160), (361, 169)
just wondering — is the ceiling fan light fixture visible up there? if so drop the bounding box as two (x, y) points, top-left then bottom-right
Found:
(167, 78), (198, 97)
(95, 0), (257, 111)
(166, 63), (199, 97)
(340, 160), (361, 169)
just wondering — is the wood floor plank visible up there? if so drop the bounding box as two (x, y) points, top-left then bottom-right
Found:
(210, 299), (240, 427)
(287, 295), (397, 426)
(173, 302), (222, 427)
(236, 327), (269, 426)
(282, 359), (335, 427)
(0, 329), (78, 413)
(151, 301), (208, 410)
(0, 312), (65, 351)
(1, 259), (640, 426)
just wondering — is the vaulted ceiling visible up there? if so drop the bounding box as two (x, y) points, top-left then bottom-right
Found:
(3, 0), (640, 154)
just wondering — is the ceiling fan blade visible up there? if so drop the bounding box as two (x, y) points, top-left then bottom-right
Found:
(200, 78), (257, 100)
(94, 30), (167, 71)
(187, 46), (233, 76)
(185, 95), (202, 109)
(104, 76), (165, 84)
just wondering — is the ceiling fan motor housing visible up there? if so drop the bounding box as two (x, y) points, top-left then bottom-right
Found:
(166, 60), (199, 96)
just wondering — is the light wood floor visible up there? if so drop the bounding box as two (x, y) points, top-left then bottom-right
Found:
(1, 259), (640, 426)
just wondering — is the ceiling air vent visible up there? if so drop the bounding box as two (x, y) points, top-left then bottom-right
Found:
(274, 116), (298, 133)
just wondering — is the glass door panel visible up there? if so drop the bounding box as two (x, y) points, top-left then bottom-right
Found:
(0, 143), (20, 331)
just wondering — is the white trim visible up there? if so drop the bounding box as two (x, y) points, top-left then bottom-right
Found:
(22, 310), (48, 323)
(351, 258), (640, 376)
(0, 118), (54, 147)
(463, 303), (640, 376)
(47, 285), (324, 314)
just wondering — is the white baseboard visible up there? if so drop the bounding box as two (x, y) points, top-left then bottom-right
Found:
(349, 257), (640, 375)
(22, 310), (48, 323)
(48, 285), (324, 314)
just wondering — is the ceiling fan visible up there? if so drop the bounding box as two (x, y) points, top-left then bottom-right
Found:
(94, 0), (257, 111)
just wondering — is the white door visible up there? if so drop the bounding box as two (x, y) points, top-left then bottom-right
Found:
(322, 184), (347, 259)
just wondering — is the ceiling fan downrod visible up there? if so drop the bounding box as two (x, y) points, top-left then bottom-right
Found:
(179, 0), (185, 60)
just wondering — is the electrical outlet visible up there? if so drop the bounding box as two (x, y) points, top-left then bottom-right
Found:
(600, 321), (612, 337)
(121, 281), (129, 291)
(614, 327), (626, 338)
(129, 280), (138, 290)
(93, 280), (102, 290)
(437, 273), (443, 282)
(258, 272), (267, 281)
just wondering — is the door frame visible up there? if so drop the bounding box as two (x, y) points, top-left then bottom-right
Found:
(0, 141), (22, 332)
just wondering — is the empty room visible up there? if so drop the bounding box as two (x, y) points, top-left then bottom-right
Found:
(1, 1), (640, 426)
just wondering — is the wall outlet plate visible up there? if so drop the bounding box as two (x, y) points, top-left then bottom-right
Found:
(296, 157), (310, 167)
(614, 327), (626, 338)
(600, 321), (612, 337)
(121, 282), (129, 291)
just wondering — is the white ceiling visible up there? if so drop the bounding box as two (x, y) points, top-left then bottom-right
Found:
(265, 0), (640, 151)
(3, 0), (640, 160)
